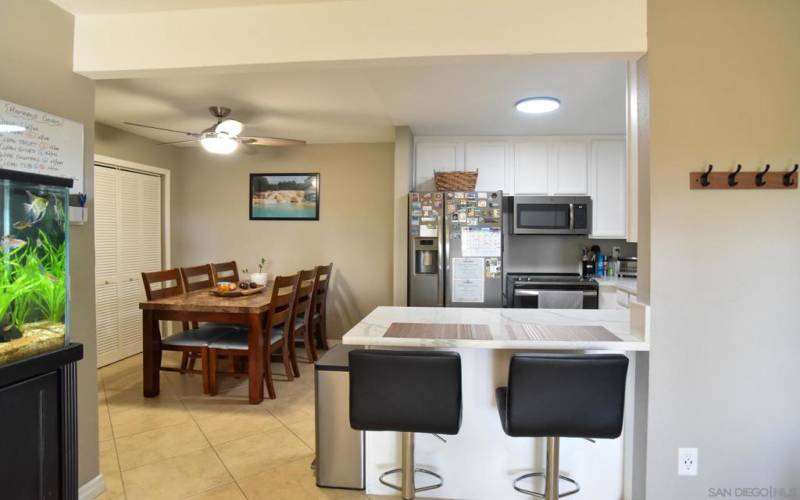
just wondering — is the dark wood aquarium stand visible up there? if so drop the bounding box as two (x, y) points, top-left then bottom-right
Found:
(0, 343), (83, 500)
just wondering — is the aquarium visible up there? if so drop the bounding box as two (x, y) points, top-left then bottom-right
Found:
(0, 169), (70, 366)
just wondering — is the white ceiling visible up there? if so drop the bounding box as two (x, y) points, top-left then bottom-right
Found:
(51, 0), (347, 15)
(95, 56), (627, 145)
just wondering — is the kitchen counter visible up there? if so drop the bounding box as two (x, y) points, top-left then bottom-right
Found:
(341, 306), (648, 351)
(596, 276), (638, 295)
(340, 305), (648, 499)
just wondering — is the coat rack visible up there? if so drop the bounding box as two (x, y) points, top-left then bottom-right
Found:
(690, 164), (798, 190)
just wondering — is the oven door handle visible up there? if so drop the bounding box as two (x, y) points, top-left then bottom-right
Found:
(513, 289), (598, 297)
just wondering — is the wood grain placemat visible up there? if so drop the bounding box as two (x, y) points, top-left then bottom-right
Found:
(504, 324), (621, 342)
(385, 322), (492, 340)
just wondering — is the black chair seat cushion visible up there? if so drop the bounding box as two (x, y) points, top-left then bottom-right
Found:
(349, 350), (462, 435)
(497, 354), (629, 439)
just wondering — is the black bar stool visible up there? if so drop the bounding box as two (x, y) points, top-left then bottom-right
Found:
(349, 350), (462, 500)
(496, 353), (629, 500)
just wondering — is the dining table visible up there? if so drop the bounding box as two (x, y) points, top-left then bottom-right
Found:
(139, 281), (274, 404)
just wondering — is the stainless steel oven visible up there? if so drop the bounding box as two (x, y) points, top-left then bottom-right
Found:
(512, 195), (591, 235)
(506, 273), (599, 309)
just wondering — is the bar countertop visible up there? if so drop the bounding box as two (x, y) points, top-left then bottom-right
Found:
(341, 306), (649, 351)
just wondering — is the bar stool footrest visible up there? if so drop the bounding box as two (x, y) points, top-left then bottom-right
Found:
(379, 467), (444, 493)
(513, 472), (580, 498)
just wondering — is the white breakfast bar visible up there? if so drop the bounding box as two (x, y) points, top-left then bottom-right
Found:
(340, 306), (650, 500)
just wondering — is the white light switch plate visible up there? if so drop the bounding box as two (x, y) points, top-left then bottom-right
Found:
(678, 447), (698, 476)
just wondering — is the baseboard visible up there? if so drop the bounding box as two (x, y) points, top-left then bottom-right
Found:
(79, 474), (105, 500)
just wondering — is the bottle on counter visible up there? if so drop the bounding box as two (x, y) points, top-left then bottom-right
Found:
(596, 253), (605, 277)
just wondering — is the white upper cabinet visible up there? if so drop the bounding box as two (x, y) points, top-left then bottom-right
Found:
(550, 141), (589, 195)
(414, 142), (463, 191)
(465, 142), (510, 193)
(513, 142), (550, 195)
(589, 139), (627, 238)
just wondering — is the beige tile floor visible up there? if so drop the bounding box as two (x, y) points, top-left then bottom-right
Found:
(97, 351), (379, 500)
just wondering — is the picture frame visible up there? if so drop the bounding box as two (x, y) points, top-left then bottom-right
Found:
(249, 173), (320, 221)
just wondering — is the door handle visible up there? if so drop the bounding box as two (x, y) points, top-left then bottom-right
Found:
(569, 203), (575, 231)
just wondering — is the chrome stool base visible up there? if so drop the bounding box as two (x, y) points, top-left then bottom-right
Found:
(378, 432), (444, 500)
(379, 467), (444, 494)
(512, 472), (580, 498)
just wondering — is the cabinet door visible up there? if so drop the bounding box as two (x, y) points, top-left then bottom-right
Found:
(466, 142), (508, 192)
(414, 142), (463, 191)
(590, 140), (627, 238)
(599, 288), (619, 309)
(513, 142), (549, 194)
(550, 141), (589, 194)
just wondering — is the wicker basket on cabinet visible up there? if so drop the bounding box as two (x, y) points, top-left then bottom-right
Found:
(434, 170), (479, 191)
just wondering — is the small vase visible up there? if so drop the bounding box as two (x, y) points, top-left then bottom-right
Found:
(250, 273), (268, 286)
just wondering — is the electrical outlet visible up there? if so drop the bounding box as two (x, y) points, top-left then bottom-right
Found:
(612, 246), (622, 258)
(678, 448), (698, 476)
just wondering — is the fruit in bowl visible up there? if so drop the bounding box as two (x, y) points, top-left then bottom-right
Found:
(249, 282), (258, 289)
(216, 282), (237, 293)
(239, 282), (249, 290)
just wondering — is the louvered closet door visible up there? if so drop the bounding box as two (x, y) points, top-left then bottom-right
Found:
(95, 166), (163, 367)
(95, 166), (119, 367)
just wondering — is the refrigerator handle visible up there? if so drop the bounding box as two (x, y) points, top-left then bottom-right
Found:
(440, 207), (446, 307)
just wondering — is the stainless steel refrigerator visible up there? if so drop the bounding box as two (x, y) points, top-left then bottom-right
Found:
(408, 190), (503, 307)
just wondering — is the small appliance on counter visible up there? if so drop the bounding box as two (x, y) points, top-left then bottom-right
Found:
(617, 257), (638, 278)
(408, 191), (504, 307)
(506, 273), (599, 309)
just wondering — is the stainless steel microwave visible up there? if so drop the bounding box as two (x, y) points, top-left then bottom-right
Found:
(511, 195), (592, 235)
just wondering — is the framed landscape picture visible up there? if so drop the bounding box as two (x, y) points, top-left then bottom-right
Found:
(249, 173), (320, 221)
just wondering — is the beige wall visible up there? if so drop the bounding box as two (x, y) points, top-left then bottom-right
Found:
(171, 144), (394, 338)
(0, 0), (99, 487)
(646, 0), (800, 497)
(73, 0), (646, 78)
(392, 126), (413, 306)
(95, 122), (182, 172)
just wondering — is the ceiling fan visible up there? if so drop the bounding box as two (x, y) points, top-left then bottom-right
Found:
(123, 106), (305, 154)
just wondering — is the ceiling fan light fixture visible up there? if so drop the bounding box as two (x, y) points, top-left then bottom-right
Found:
(215, 119), (243, 137)
(200, 132), (238, 154)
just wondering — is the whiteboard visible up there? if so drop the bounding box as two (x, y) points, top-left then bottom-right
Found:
(0, 99), (84, 193)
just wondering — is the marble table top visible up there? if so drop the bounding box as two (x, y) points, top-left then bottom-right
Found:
(342, 306), (649, 351)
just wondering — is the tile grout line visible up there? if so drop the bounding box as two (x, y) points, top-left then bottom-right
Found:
(100, 368), (128, 500)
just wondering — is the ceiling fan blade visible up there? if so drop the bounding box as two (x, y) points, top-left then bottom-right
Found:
(157, 139), (199, 146)
(239, 136), (306, 146)
(124, 122), (200, 137)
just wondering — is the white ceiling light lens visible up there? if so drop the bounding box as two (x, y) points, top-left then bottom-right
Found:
(515, 97), (560, 114)
(200, 132), (238, 154)
(0, 124), (26, 133)
(215, 119), (243, 136)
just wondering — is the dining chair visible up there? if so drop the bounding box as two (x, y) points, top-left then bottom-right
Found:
(208, 273), (300, 398)
(141, 269), (237, 394)
(310, 263), (333, 350)
(289, 269), (319, 365)
(180, 263), (246, 374)
(211, 260), (239, 284)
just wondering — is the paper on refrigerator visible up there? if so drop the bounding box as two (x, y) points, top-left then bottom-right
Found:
(461, 227), (501, 257)
(451, 257), (484, 303)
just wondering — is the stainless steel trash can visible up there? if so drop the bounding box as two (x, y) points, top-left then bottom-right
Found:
(315, 344), (365, 489)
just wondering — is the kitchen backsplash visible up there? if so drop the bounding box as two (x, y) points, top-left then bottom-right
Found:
(503, 233), (637, 274)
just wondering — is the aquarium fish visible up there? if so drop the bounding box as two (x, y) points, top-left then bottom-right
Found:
(23, 190), (49, 225)
(49, 194), (64, 224)
(1, 235), (26, 252)
(12, 221), (33, 230)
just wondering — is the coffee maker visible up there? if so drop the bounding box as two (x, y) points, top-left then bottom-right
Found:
(580, 247), (596, 279)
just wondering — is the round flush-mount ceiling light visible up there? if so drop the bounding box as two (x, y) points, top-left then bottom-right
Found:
(200, 132), (238, 154)
(515, 97), (560, 114)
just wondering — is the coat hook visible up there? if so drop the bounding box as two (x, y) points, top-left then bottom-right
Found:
(700, 164), (713, 187)
(755, 164), (770, 187)
(728, 164), (742, 187)
(784, 164), (799, 187)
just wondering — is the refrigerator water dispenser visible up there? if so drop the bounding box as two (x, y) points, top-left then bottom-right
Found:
(414, 239), (438, 275)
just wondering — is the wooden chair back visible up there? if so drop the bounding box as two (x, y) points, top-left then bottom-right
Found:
(141, 269), (185, 300)
(292, 269), (317, 325)
(180, 264), (215, 292)
(312, 263), (333, 316)
(211, 261), (239, 284)
(266, 273), (300, 334)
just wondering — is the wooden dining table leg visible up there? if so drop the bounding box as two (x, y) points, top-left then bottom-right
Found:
(142, 310), (161, 397)
(247, 313), (265, 404)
